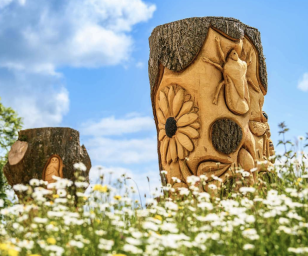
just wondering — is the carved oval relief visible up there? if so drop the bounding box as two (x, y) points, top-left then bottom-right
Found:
(211, 118), (243, 154)
(43, 155), (63, 184)
(158, 85), (200, 164)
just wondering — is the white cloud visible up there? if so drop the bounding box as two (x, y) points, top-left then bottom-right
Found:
(80, 114), (158, 164)
(81, 115), (155, 136)
(86, 136), (157, 164)
(0, 0), (156, 71)
(0, 0), (155, 127)
(0, 69), (69, 128)
(297, 73), (308, 92)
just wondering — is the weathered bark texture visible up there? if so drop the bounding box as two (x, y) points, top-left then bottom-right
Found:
(3, 127), (91, 186)
(211, 119), (243, 155)
(148, 17), (267, 97)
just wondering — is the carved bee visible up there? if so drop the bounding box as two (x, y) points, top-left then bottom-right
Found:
(203, 36), (256, 115)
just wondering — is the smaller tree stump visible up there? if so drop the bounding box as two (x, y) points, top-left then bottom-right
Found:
(3, 127), (91, 187)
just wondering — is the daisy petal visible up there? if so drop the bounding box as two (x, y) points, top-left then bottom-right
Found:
(157, 109), (166, 124)
(169, 137), (178, 162)
(177, 113), (198, 127)
(177, 126), (199, 139)
(190, 122), (200, 129)
(158, 129), (166, 141)
(177, 132), (194, 152)
(160, 137), (169, 163)
(177, 101), (193, 118)
(173, 88), (184, 117)
(168, 86), (175, 116)
(159, 91), (169, 118)
(175, 137), (185, 160)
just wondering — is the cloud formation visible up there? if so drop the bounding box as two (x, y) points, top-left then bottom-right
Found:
(0, 0), (155, 127)
(298, 73), (308, 92)
(80, 113), (158, 165)
(81, 115), (155, 136)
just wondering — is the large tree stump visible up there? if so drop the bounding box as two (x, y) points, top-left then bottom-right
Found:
(3, 127), (91, 187)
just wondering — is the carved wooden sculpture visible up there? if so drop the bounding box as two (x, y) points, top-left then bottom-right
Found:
(149, 17), (275, 189)
(4, 128), (91, 187)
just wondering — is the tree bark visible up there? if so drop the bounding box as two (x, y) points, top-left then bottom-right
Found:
(3, 127), (91, 186)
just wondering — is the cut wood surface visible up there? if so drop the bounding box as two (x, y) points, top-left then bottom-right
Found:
(4, 127), (91, 187)
(8, 141), (28, 165)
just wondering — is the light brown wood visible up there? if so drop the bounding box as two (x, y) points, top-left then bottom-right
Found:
(176, 132), (193, 152)
(173, 88), (184, 117)
(238, 148), (254, 171)
(177, 126), (199, 139)
(177, 113), (198, 127)
(151, 22), (273, 189)
(43, 155), (63, 184)
(249, 121), (269, 136)
(8, 141), (28, 166)
(168, 86), (175, 116)
(159, 91), (169, 118)
(177, 101), (193, 118)
(169, 138), (177, 162)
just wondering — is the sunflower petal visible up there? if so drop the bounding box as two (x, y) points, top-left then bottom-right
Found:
(168, 86), (175, 116)
(177, 101), (193, 118)
(159, 91), (169, 118)
(158, 123), (165, 130)
(166, 145), (172, 164)
(177, 113), (198, 127)
(159, 129), (166, 141)
(169, 137), (178, 162)
(173, 88), (184, 117)
(178, 126), (199, 139)
(177, 132), (194, 152)
(190, 122), (200, 129)
(175, 137), (185, 160)
(160, 137), (169, 163)
(157, 109), (166, 124)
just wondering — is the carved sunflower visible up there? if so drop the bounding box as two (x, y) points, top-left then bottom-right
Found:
(157, 85), (200, 164)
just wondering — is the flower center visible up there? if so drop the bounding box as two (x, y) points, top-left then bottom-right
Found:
(165, 117), (177, 138)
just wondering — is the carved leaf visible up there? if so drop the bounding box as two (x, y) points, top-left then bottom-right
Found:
(173, 88), (184, 117)
(177, 113), (198, 127)
(190, 122), (200, 129)
(177, 132), (194, 152)
(159, 91), (169, 118)
(238, 148), (254, 171)
(158, 129), (166, 141)
(169, 137), (178, 162)
(177, 101), (193, 119)
(178, 126), (199, 139)
(168, 86), (175, 116)
(175, 137), (185, 160)
(157, 109), (166, 124)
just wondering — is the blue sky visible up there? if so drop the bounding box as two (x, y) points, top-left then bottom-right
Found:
(1, 0), (308, 196)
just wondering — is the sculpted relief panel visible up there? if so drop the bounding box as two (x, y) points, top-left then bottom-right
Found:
(150, 18), (275, 189)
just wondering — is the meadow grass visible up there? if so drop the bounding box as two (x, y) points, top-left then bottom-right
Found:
(0, 132), (308, 255)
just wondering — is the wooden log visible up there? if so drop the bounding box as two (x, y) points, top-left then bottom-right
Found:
(3, 127), (91, 186)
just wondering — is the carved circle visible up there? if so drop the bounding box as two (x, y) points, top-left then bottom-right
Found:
(211, 118), (242, 154)
(165, 117), (177, 138)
